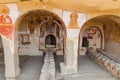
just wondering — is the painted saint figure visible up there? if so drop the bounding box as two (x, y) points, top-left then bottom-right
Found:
(68, 12), (78, 29)
(0, 5), (13, 40)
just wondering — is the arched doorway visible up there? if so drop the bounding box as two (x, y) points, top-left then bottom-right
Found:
(15, 10), (66, 55)
(78, 15), (120, 79)
(14, 10), (66, 79)
(45, 35), (56, 48)
(79, 15), (120, 57)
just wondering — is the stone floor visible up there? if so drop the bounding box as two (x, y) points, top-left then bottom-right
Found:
(0, 55), (117, 80)
(17, 56), (44, 80)
(55, 55), (116, 80)
(0, 64), (5, 80)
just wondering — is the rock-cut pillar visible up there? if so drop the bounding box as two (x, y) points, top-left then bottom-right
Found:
(1, 36), (20, 79)
(0, 15), (20, 79)
(60, 38), (78, 74)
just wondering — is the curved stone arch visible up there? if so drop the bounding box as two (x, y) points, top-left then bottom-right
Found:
(14, 9), (67, 51)
(40, 20), (62, 31)
(40, 20), (64, 36)
(13, 9), (67, 76)
(39, 19), (66, 53)
(14, 9), (66, 33)
(45, 34), (56, 48)
(78, 22), (104, 55)
(78, 15), (120, 55)
(39, 20), (48, 32)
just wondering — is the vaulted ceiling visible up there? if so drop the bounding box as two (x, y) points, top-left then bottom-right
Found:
(0, 0), (120, 13)
(44, 0), (120, 13)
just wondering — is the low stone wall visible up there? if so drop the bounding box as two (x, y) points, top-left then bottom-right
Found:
(39, 49), (55, 80)
(87, 48), (120, 79)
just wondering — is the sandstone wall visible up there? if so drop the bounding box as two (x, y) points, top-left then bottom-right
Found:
(104, 22), (120, 58)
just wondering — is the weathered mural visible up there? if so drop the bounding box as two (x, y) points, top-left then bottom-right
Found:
(68, 12), (78, 28)
(82, 27), (101, 48)
(0, 5), (14, 40)
(62, 11), (86, 29)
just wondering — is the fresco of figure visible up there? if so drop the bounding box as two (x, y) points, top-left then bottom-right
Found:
(0, 5), (13, 40)
(68, 12), (78, 29)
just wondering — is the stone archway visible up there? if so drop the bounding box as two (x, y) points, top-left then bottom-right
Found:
(45, 35), (56, 48)
(14, 9), (66, 55)
(78, 15), (120, 79)
(78, 15), (120, 57)
(14, 9), (67, 77)
(81, 26), (103, 55)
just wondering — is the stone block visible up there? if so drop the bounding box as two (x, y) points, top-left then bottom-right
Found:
(60, 62), (77, 74)
(56, 50), (63, 55)
(6, 77), (16, 80)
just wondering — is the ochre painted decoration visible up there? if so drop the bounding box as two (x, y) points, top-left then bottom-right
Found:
(0, 15), (14, 40)
(84, 27), (100, 39)
(87, 28), (97, 39)
(68, 12), (78, 29)
(0, 4), (10, 16)
(0, 5), (13, 40)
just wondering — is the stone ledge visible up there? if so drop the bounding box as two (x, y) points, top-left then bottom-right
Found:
(39, 50), (55, 80)
(87, 48), (120, 79)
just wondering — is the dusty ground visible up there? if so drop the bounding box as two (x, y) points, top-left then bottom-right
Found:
(0, 55), (117, 80)
(55, 55), (116, 80)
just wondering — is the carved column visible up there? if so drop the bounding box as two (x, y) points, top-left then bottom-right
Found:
(1, 36), (20, 79)
(60, 38), (78, 74)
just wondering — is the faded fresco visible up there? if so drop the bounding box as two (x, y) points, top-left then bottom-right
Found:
(68, 12), (78, 28)
(0, 5), (14, 40)
(62, 11), (86, 29)
(83, 27), (101, 48)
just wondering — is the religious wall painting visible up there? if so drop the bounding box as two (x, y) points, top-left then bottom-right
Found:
(82, 27), (102, 48)
(84, 27), (101, 39)
(62, 11), (86, 29)
(27, 16), (36, 34)
(68, 12), (78, 29)
(46, 22), (54, 33)
(0, 5), (14, 40)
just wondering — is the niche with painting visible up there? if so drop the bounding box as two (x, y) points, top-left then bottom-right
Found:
(82, 27), (102, 49)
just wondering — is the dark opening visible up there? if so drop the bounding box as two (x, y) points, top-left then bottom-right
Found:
(82, 37), (89, 47)
(45, 35), (56, 48)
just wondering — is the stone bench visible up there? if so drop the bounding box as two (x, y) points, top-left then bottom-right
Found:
(39, 50), (55, 80)
(87, 48), (120, 79)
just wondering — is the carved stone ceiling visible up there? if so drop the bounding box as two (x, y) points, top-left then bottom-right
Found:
(44, 0), (120, 13)
(0, 0), (120, 13)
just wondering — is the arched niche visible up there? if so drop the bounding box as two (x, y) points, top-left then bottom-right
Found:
(14, 9), (66, 55)
(45, 35), (56, 48)
(78, 15), (120, 57)
(81, 26), (103, 53)
(14, 10), (67, 76)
